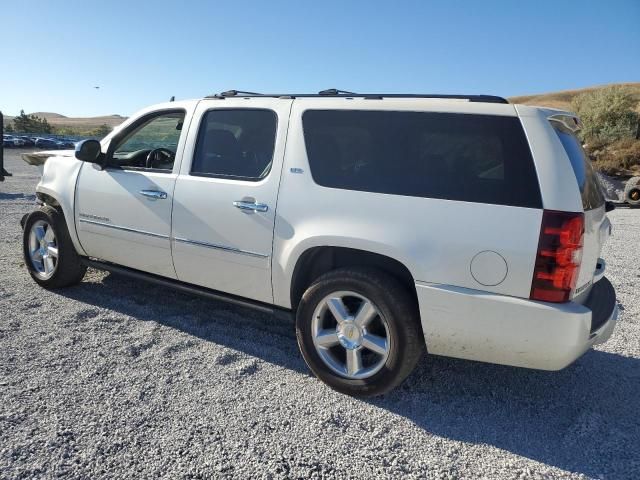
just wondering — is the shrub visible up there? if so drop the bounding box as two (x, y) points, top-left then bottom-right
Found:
(12, 110), (53, 134)
(587, 138), (640, 175)
(572, 86), (639, 144)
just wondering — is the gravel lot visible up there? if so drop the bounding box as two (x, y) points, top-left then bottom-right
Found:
(1, 149), (639, 479)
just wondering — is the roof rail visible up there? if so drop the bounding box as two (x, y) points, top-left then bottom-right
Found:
(205, 89), (509, 104)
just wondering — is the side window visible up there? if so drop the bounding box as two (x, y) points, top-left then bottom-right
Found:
(110, 111), (185, 171)
(191, 109), (277, 181)
(302, 110), (542, 208)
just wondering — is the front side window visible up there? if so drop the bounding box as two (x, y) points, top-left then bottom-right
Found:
(110, 111), (185, 171)
(302, 110), (542, 208)
(191, 109), (277, 181)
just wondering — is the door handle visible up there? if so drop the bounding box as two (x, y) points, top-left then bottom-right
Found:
(233, 200), (268, 212)
(139, 190), (167, 200)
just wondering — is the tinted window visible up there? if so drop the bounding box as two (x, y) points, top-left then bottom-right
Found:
(191, 109), (277, 181)
(302, 110), (541, 208)
(551, 121), (605, 210)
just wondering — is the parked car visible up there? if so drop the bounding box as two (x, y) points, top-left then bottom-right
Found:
(57, 138), (77, 149)
(17, 136), (36, 147)
(20, 90), (618, 396)
(34, 137), (60, 149)
(3, 134), (27, 147)
(2, 134), (16, 147)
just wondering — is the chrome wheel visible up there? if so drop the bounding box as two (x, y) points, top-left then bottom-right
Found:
(28, 220), (58, 279)
(311, 291), (391, 380)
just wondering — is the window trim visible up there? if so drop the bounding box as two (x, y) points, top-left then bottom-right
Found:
(189, 108), (278, 182)
(105, 108), (186, 174)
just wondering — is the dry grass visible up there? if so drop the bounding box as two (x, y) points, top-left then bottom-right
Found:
(3, 112), (126, 131)
(509, 82), (640, 112)
(587, 138), (640, 176)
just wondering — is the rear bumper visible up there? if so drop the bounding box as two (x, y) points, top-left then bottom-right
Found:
(416, 277), (618, 370)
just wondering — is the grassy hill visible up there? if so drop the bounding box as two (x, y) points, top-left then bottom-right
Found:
(510, 83), (640, 177)
(3, 112), (127, 133)
(509, 82), (640, 112)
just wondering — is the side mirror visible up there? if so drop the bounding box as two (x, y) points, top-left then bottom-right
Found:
(75, 139), (103, 164)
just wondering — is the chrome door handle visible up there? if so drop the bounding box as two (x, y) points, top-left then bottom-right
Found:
(139, 190), (167, 199)
(233, 200), (268, 212)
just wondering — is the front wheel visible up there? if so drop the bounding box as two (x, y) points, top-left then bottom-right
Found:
(296, 267), (424, 397)
(22, 206), (87, 288)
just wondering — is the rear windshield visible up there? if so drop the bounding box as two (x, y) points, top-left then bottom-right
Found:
(302, 110), (542, 208)
(551, 121), (605, 210)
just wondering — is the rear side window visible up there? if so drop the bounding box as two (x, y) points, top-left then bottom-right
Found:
(191, 109), (277, 181)
(302, 110), (542, 208)
(550, 121), (605, 210)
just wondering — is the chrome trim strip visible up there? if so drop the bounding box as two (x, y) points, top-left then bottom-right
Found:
(78, 218), (169, 239)
(173, 237), (269, 259)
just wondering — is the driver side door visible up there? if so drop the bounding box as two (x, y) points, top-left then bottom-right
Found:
(75, 108), (188, 278)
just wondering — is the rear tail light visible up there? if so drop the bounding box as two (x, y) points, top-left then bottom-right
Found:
(530, 210), (584, 303)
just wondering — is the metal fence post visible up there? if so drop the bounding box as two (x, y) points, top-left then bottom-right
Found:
(0, 110), (11, 181)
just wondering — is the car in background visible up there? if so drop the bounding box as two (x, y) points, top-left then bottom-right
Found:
(34, 137), (60, 149)
(56, 138), (76, 149)
(2, 134), (26, 147)
(17, 136), (36, 147)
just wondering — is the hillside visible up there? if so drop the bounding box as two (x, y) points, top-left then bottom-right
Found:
(508, 82), (640, 111)
(3, 112), (127, 131)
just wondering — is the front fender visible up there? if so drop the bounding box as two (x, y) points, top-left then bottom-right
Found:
(35, 156), (86, 256)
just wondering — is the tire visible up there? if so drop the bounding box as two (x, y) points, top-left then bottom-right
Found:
(295, 267), (424, 397)
(624, 176), (640, 206)
(22, 205), (87, 288)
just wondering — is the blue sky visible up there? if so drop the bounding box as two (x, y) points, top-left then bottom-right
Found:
(1, 0), (638, 117)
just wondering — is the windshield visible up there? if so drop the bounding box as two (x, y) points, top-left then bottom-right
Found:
(551, 121), (605, 210)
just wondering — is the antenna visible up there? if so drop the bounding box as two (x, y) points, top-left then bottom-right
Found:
(169, 96), (175, 102)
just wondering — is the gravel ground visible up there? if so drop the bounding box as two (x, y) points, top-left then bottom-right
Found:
(1, 149), (639, 479)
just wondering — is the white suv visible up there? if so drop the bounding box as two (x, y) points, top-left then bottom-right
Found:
(21, 90), (618, 396)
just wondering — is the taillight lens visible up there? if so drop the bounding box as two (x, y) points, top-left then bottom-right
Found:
(530, 210), (584, 303)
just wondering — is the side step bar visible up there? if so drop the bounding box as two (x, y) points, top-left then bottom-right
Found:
(81, 258), (291, 316)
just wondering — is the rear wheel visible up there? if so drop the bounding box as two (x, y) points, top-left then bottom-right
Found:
(22, 206), (86, 288)
(296, 267), (424, 396)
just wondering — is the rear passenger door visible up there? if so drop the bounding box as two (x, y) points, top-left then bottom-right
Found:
(171, 98), (293, 303)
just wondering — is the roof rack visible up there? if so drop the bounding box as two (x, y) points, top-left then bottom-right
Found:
(206, 89), (509, 104)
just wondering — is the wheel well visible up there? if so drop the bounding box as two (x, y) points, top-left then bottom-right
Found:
(36, 192), (60, 208)
(290, 247), (417, 310)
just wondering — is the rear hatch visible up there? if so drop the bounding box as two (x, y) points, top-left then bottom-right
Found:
(549, 116), (610, 303)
